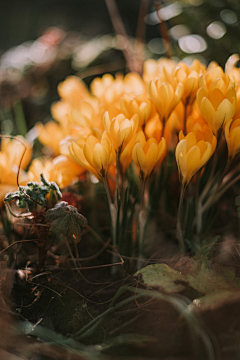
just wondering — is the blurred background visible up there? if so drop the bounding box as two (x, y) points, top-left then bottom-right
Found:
(0, 0), (240, 133)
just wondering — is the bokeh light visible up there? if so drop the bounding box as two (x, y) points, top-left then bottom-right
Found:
(220, 9), (238, 25)
(147, 38), (169, 55)
(169, 24), (190, 40)
(178, 34), (207, 53)
(206, 21), (226, 39)
(144, 2), (182, 25)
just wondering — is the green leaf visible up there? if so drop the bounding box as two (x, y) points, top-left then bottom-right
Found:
(13, 99), (27, 136)
(135, 258), (240, 295)
(235, 195), (240, 207)
(4, 174), (62, 212)
(135, 263), (188, 293)
(46, 201), (87, 242)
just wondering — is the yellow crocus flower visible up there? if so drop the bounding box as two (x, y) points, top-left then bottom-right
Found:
(28, 156), (85, 189)
(143, 58), (177, 84)
(35, 121), (67, 155)
(51, 100), (71, 125)
(71, 100), (103, 134)
(119, 131), (144, 174)
(225, 118), (240, 160)
(57, 76), (89, 105)
(1, 136), (32, 170)
(175, 60), (206, 105)
(132, 132), (166, 180)
(149, 79), (184, 123)
(69, 133), (112, 180)
(225, 54), (240, 85)
(103, 112), (139, 155)
(197, 69), (236, 136)
(120, 94), (152, 128)
(144, 115), (162, 143)
(0, 136), (31, 203)
(176, 132), (215, 186)
(28, 159), (53, 183)
(179, 126), (217, 153)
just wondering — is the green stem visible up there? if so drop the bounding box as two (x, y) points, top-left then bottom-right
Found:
(195, 171), (202, 234)
(66, 285), (215, 359)
(140, 177), (146, 211)
(103, 176), (113, 206)
(103, 177), (118, 272)
(176, 184), (186, 255)
(137, 178), (147, 270)
(115, 152), (120, 205)
(74, 293), (143, 341)
(202, 172), (240, 213)
(183, 98), (190, 136)
(217, 159), (231, 187)
(200, 159), (232, 215)
(161, 117), (166, 138)
(199, 172), (218, 204)
(200, 131), (224, 203)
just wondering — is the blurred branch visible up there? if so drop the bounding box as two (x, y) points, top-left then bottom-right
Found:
(77, 60), (125, 80)
(135, 0), (149, 75)
(154, 1), (172, 58)
(105, 0), (142, 74)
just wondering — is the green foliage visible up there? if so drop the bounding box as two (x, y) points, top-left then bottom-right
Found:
(135, 258), (240, 310)
(13, 99), (27, 136)
(184, 235), (219, 255)
(235, 195), (240, 218)
(4, 174), (62, 212)
(46, 201), (87, 242)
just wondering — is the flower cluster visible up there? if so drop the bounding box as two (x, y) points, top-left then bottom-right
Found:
(2, 56), (240, 255)
(2, 57), (240, 197)
(33, 58), (240, 189)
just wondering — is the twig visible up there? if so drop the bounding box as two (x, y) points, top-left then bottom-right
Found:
(154, 1), (172, 58)
(77, 60), (125, 80)
(0, 239), (36, 256)
(5, 202), (33, 219)
(135, 0), (149, 76)
(64, 237), (82, 277)
(105, 0), (140, 73)
(176, 184), (186, 255)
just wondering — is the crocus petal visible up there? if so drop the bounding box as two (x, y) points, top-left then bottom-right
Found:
(213, 98), (233, 134)
(93, 143), (109, 176)
(103, 111), (111, 133)
(146, 143), (158, 174)
(83, 136), (99, 168)
(69, 142), (98, 178)
(186, 145), (201, 183)
(132, 143), (148, 179)
(176, 139), (188, 184)
(200, 97), (215, 129)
